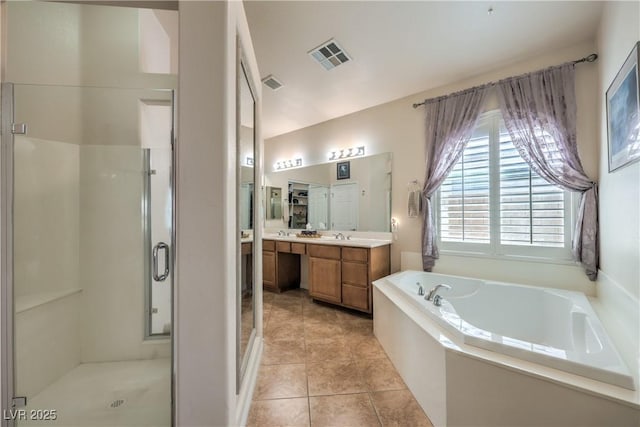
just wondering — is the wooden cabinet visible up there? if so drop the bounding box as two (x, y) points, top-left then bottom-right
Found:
(309, 256), (342, 303)
(262, 250), (276, 291)
(341, 247), (370, 311)
(264, 238), (390, 312)
(308, 243), (390, 314)
(263, 239), (301, 293)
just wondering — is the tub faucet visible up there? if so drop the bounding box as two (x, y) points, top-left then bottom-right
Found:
(425, 284), (451, 302)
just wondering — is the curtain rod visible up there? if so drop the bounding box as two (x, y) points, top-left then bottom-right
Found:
(412, 53), (598, 109)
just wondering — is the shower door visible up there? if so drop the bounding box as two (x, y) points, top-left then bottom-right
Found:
(1, 83), (174, 427)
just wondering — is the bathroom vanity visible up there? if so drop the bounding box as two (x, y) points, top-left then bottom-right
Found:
(263, 236), (391, 313)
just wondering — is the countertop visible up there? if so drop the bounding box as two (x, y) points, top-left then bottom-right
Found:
(263, 234), (391, 248)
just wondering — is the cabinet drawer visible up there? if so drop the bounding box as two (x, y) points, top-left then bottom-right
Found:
(342, 261), (368, 287)
(342, 284), (369, 311)
(291, 242), (306, 254)
(342, 247), (368, 263)
(263, 240), (276, 252)
(307, 244), (341, 260)
(276, 241), (291, 253)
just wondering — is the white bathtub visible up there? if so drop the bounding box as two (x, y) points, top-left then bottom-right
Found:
(383, 270), (635, 390)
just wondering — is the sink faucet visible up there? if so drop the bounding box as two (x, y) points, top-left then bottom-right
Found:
(334, 233), (345, 240)
(278, 230), (286, 236)
(425, 284), (451, 303)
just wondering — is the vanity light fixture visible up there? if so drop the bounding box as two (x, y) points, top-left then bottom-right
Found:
(329, 145), (365, 161)
(274, 158), (302, 170)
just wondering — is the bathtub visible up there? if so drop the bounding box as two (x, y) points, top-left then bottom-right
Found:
(381, 270), (635, 390)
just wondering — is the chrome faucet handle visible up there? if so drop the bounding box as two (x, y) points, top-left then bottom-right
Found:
(433, 294), (444, 307)
(417, 285), (425, 296)
(425, 283), (451, 301)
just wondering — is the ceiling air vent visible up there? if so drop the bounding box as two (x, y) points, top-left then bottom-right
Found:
(308, 39), (351, 71)
(262, 75), (283, 91)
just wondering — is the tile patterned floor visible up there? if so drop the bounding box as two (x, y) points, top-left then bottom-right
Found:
(248, 289), (433, 427)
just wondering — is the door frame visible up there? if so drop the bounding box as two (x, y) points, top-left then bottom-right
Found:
(1, 82), (16, 427)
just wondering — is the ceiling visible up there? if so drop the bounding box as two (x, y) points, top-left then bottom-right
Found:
(244, 1), (603, 139)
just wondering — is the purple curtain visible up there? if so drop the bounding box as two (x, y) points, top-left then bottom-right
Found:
(422, 88), (489, 271)
(497, 64), (598, 280)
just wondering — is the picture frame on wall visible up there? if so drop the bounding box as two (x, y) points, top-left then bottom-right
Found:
(337, 161), (350, 180)
(607, 41), (640, 172)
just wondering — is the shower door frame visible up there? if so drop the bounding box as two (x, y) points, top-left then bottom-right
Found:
(0, 83), (177, 427)
(1, 82), (17, 427)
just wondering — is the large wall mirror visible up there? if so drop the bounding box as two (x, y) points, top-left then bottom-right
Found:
(237, 46), (257, 389)
(265, 152), (392, 231)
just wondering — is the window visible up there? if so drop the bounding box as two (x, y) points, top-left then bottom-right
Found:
(437, 111), (572, 260)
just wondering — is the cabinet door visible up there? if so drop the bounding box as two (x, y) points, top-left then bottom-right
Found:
(309, 257), (341, 303)
(263, 251), (277, 291)
(342, 284), (369, 311)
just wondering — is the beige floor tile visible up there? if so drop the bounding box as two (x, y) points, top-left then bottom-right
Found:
(247, 397), (310, 427)
(272, 292), (304, 306)
(249, 289), (432, 427)
(254, 364), (308, 400)
(371, 390), (433, 427)
(265, 319), (305, 341)
(263, 339), (306, 365)
(269, 306), (304, 322)
(309, 393), (380, 427)
(304, 321), (344, 340)
(303, 300), (339, 314)
(357, 358), (406, 392)
(307, 360), (366, 396)
(303, 308), (338, 324)
(349, 335), (387, 360)
(305, 337), (352, 364)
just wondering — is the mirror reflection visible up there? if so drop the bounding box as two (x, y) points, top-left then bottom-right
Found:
(238, 59), (256, 386)
(265, 152), (392, 231)
(266, 186), (282, 220)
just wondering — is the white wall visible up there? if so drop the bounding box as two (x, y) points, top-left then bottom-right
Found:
(177, 1), (263, 424)
(265, 40), (600, 294)
(596, 1), (640, 302)
(595, 0), (640, 387)
(176, 2), (232, 425)
(13, 137), (79, 297)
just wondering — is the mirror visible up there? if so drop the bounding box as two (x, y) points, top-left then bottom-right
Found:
(265, 152), (392, 231)
(266, 186), (282, 220)
(237, 52), (256, 389)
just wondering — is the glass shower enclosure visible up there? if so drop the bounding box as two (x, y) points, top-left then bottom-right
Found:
(1, 83), (174, 426)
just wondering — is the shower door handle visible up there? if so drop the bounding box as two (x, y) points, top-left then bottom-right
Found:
(153, 242), (170, 282)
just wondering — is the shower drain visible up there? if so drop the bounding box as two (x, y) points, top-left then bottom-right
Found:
(110, 399), (125, 408)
